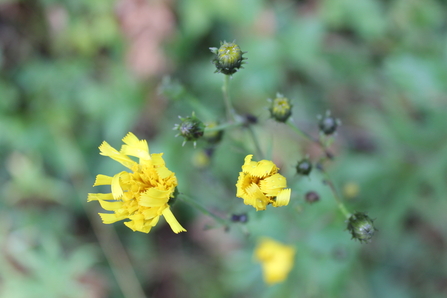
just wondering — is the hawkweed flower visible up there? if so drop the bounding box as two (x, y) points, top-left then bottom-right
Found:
(87, 132), (186, 234)
(269, 93), (292, 123)
(210, 41), (247, 75)
(173, 112), (205, 147)
(254, 237), (295, 285)
(236, 155), (291, 211)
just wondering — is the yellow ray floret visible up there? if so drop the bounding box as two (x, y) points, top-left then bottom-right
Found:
(236, 154), (291, 211)
(88, 132), (186, 234)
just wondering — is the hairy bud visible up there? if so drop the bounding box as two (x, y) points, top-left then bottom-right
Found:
(296, 158), (312, 176)
(269, 93), (292, 123)
(346, 212), (377, 243)
(210, 41), (247, 75)
(174, 112), (205, 147)
(318, 111), (341, 135)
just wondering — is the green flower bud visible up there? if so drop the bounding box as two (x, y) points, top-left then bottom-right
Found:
(269, 94), (292, 123)
(210, 41), (247, 75)
(296, 158), (312, 176)
(174, 112), (205, 147)
(318, 111), (341, 135)
(346, 212), (377, 243)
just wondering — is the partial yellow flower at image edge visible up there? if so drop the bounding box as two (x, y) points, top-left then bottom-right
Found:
(254, 238), (296, 285)
(87, 132), (186, 234)
(236, 154), (291, 211)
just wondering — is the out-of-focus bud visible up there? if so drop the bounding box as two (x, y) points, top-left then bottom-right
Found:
(269, 93), (292, 123)
(346, 212), (376, 243)
(343, 182), (360, 200)
(318, 111), (341, 135)
(210, 41), (247, 75)
(304, 191), (320, 204)
(204, 122), (224, 145)
(192, 149), (212, 168)
(230, 213), (248, 223)
(296, 158), (312, 176)
(243, 113), (258, 126)
(173, 112), (205, 147)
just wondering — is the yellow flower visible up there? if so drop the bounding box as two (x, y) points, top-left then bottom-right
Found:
(87, 132), (186, 234)
(254, 238), (295, 285)
(235, 155), (291, 211)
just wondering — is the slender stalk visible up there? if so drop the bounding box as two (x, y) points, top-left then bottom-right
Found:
(287, 120), (334, 159)
(286, 120), (350, 219)
(205, 120), (244, 132)
(322, 171), (351, 219)
(186, 96), (215, 120)
(178, 193), (228, 227)
(247, 126), (264, 160)
(222, 75), (236, 121)
(286, 120), (317, 143)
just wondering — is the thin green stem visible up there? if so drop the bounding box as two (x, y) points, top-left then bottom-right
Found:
(247, 126), (264, 160)
(287, 120), (333, 159)
(186, 96), (215, 120)
(205, 119), (244, 132)
(178, 193), (229, 227)
(322, 170), (351, 219)
(287, 120), (317, 143)
(222, 75), (236, 121)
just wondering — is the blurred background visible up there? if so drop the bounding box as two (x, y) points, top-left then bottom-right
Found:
(1, 0), (447, 297)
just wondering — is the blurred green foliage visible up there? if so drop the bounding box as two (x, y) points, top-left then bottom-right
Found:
(1, 0), (446, 297)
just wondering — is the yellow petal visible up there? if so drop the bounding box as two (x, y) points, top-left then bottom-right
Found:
(138, 224), (153, 233)
(236, 172), (251, 197)
(156, 165), (174, 180)
(139, 188), (170, 207)
(120, 132), (151, 160)
(162, 207), (186, 233)
(245, 183), (268, 211)
(98, 199), (124, 211)
(142, 208), (162, 219)
(124, 220), (153, 232)
(272, 189), (291, 207)
(87, 193), (114, 202)
(99, 141), (136, 169)
(260, 173), (287, 196)
(111, 172), (126, 199)
(123, 220), (137, 232)
(248, 160), (276, 177)
(93, 174), (113, 186)
(243, 154), (253, 165)
(98, 213), (127, 224)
